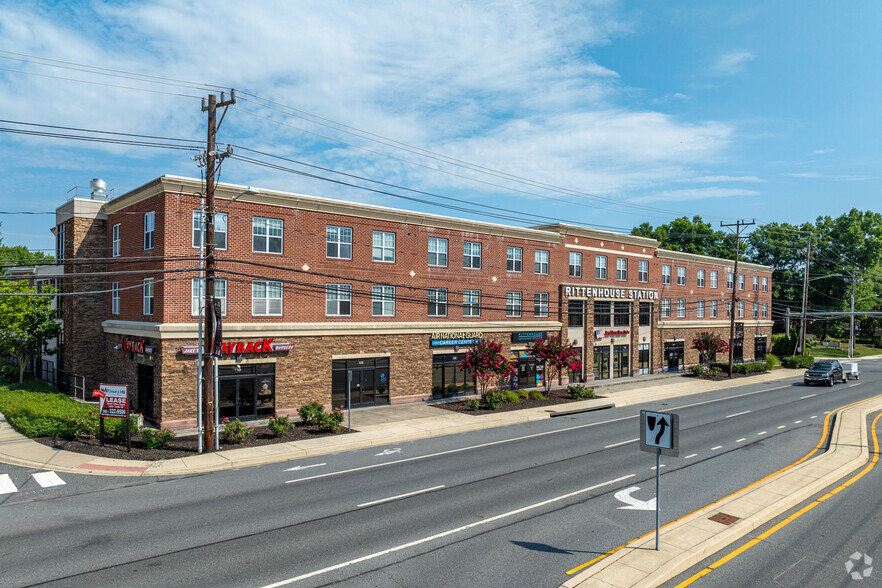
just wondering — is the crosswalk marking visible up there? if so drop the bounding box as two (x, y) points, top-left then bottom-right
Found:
(32, 471), (66, 488)
(0, 473), (18, 495)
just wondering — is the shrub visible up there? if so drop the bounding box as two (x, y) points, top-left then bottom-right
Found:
(765, 354), (780, 368)
(141, 427), (175, 449)
(688, 365), (704, 376)
(516, 389), (529, 399)
(0, 359), (20, 383)
(708, 367), (722, 377)
(781, 355), (814, 369)
(221, 418), (253, 444)
(528, 391), (545, 401)
(568, 384), (595, 399)
(503, 391), (520, 404)
(297, 400), (325, 425)
(318, 406), (344, 433)
(268, 414), (293, 437)
(467, 398), (480, 411)
(0, 383), (96, 438)
(482, 390), (504, 410)
(104, 415), (139, 443)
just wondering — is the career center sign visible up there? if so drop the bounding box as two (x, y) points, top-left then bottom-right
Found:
(430, 331), (483, 347)
(565, 286), (659, 300)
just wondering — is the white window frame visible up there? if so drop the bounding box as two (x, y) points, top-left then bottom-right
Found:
(696, 300), (705, 318)
(464, 241), (481, 269)
(753, 302), (759, 318)
(616, 257), (628, 281)
(727, 301), (732, 318)
(662, 265), (671, 284)
(428, 288), (448, 316)
(569, 252), (582, 278)
(738, 274), (745, 290)
(326, 284), (352, 317)
(677, 266), (686, 286)
(638, 260), (648, 283)
(143, 278), (154, 315)
(738, 300), (745, 318)
(762, 302), (768, 318)
(710, 270), (718, 289)
(507, 246), (523, 272)
(677, 299), (686, 318)
(252, 280), (283, 316)
(252, 217), (283, 254)
(463, 289), (481, 317)
(192, 278), (227, 316)
(372, 285), (395, 316)
(710, 300), (718, 318)
(144, 212), (155, 250)
(752, 276), (759, 291)
(326, 225), (353, 259)
(193, 211), (228, 250)
(534, 292), (549, 317)
(428, 237), (448, 267)
(596, 255), (608, 280)
(506, 291), (522, 317)
(111, 282), (120, 315)
(661, 298), (671, 318)
(727, 272), (734, 290)
(535, 250), (549, 274)
(372, 231), (396, 262)
(697, 269), (705, 288)
(112, 223), (121, 257)
(762, 276), (768, 292)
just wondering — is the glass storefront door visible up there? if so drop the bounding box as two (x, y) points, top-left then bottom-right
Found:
(332, 358), (391, 407)
(755, 336), (767, 360)
(432, 354), (476, 399)
(638, 343), (650, 375)
(593, 346), (610, 380)
(613, 345), (630, 378)
(664, 342), (684, 372)
(218, 364), (275, 420)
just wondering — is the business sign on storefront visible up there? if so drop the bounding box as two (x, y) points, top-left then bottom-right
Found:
(94, 384), (128, 418)
(430, 331), (482, 347)
(511, 331), (547, 343)
(119, 337), (155, 354)
(179, 339), (294, 355)
(565, 286), (659, 300)
(595, 329), (631, 340)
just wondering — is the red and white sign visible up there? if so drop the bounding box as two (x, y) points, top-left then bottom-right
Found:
(595, 329), (631, 340)
(94, 384), (129, 419)
(179, 339), (294, 355)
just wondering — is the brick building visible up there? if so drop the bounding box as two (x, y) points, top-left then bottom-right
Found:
(54, 176), (773, 430)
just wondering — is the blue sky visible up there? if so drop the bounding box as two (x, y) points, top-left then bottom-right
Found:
(0, 1), (879, 253)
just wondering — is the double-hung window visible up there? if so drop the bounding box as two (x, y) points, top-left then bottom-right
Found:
(753, 302), (759, 318)
(762, 277), (768, 292)
(463, 290), (481, 316)
(727, 301), (732, 318)
(191, 278), (228, 316)
(752, 276), (759, 291)
(193, 211), (228, 249)
(697, 300), (705, 318)
(677, 266), (686, 286)
(428, 237), (448, 267)
(710, 270), (718, 289)
(144, 212), (155, 250)
(697, 269), (705, 288)
(143, 278), (154, 315)
(372, 285), (395, 316)
(535, 250), (549, 274)
(534, 293), (549, 317)
(428, 288), (447, 316)
(252, 281), (283, 316)
(677, 299), (686, 318)
(710, 300), (718, 318)
(738, 274), (745, 290)
(111, 282), (120, 315)
(662, 265), (671, 284)
(762, 303), (768, 318)
(112, 223), (121, 257)
(616, 258), (628, 281)
(326, 226), (352, 259)
(596, 255), (608, 279)
(638, 260), (649, 283)
(506, 291), (522, 317)
(569, 252), (582, 278)
(506, 247), (523, 272)
(253, 217), (283, 253)
(326, 284), (352, 316)
(727, 272), (734, 289)
(464, 241), (481, 269)
(738, 300), (745, 318)
(372, 231), (395, 262)
(661, 298), (671, 318)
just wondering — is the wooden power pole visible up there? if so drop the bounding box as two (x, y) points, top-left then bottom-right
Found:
(721, 219), (754, 377)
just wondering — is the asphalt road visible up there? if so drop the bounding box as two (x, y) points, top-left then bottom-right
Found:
(1, 361), (880, 588)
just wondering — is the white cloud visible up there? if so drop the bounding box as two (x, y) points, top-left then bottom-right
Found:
(785, 172), (870, 181)
(630, 187), (759, 203)
(709, 51), (756, 76)
(685, 175), (765, 183)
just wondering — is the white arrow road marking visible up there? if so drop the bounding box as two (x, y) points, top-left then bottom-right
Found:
(375, 448), (401, 456)
(32, 471), (65, 488)
(615, 486), (656, 510)
(284, 463), (326, 472)
(357, 485), (445, 508)
(0, 474), (18, 495)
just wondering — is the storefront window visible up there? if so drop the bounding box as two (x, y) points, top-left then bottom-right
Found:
(332, 357), (390, 407)
(432, 354), (475, 399)
(218, 363), (275, 420)
(593, 346), (610, 380)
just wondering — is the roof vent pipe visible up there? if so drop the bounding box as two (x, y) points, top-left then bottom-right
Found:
(90, 178), (107, 200)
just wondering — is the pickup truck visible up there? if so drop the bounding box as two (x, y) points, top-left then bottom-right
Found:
(804, 360), (847, 387)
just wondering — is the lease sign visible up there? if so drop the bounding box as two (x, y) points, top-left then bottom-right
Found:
(95, 384), (129, 419)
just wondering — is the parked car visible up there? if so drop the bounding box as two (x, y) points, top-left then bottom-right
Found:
(804, 360), (847, 386)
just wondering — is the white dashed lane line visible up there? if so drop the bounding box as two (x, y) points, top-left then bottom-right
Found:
(758, 431), (767, 435)
(725, 411), (751, 419)
(684, 454), (698, 459)
(736, 438), (746, 443)
(794, 420), (803, 424)
(801, 394), (816, 400)
(0, 474), (17, 495)
(711, 446), (723, 451)
(32, 471), (66, 488)
(604, 438), (639, 449)
(778, 425), (786, 429)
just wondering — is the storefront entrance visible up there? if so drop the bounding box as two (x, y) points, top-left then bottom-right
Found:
(593, 346), (610, 380)
(755, 336), (767, 360)
(219, 364), (275, 420)
(664, 342), (685, 372)
(332, 357), (390, 408)
(638, 343), (650, 375)
(613, 345), (630, 378)
(432, 354), (475, 399)
(137, 364), (154, 423)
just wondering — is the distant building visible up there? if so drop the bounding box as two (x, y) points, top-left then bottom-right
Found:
(53, 176), (773, 430)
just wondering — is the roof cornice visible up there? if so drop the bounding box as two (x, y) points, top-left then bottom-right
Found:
(530, 223), (660, 248)
(655, 249), (772, 272)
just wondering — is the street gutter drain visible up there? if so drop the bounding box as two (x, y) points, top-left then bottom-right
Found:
(708, 512), (740, 525)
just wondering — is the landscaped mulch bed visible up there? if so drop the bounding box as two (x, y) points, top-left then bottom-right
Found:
(431, 389), (603, 416)
(33, 423), (351, 461)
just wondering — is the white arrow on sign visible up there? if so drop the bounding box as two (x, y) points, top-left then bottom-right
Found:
(615, 486), (657, 510)
(376, 448), (402, 456)
(284, 463), (326, 472)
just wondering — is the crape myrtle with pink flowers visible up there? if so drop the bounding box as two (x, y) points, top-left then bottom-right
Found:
(457, 340), (515, 395)
(529, 334), (582, 392)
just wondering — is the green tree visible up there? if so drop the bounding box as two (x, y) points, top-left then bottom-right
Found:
(528, 335), (581, 392)
(632, 216), (732, 258)
(0, 280), (61, 383)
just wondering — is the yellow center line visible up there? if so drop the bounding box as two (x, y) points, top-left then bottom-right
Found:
(565, 394), (882, 576)
(674, 410), (882, 587)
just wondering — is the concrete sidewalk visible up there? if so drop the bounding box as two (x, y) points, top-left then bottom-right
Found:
(0, 369), (804, 477)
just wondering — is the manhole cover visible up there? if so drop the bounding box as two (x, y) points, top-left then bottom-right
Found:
(709, 512), (740, 525)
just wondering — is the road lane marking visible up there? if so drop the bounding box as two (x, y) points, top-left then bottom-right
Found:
(778, 425), (786, 429)
(758, 431), (767, 435)
(810, 416), (818, 419)
(650, 465), (666, 470)
(284, 463), (326, 472)
(375, 448), (402, 456)
(358, 485), (445, 508)
(684, 454), (698, 459)
(0, 474), (17, 495)
(725, 411), (751, 419)
(605, 438), (639, 449)
(265, 474), (637, 587)
(711, 446), (723, 451)
(794, 420), (802, 424)
(32, 471), (65, 488)
(736, 438), (746, 443)
(669, 383), (799, 412)
(615, 486), (656, 510)
(675, 412), (882, 587)
(800, 394), (816, 400)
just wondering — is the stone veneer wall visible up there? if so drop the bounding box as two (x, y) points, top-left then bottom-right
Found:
(658, 324), (771, 367)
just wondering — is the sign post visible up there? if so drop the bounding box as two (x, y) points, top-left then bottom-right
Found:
(94, 384), (131, 452)
(640, 410), (679, 550)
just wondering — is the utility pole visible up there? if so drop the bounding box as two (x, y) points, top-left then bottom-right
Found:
(848, 269), (862, 359)
(721, 219), (754, 377)
(798, 234), (812, 356)
(201, 90), (236, 452)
